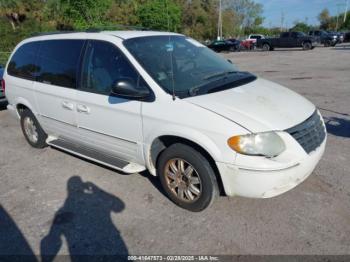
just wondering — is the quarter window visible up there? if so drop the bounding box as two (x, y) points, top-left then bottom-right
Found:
(80, 40), (146, 95)
(8, 42), (40, 80)
(36, 40), (84, 88)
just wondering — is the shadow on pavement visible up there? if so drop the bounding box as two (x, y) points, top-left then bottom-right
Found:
(0, 205), (37, 261)
(41, 176), (128, 262)
(324, 117), (350, 138)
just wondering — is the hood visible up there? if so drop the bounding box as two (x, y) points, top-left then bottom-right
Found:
(186, 78), (315, 133)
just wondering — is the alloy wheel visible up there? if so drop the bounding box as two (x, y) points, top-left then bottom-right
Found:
(164, 158), (202, 203)
(23, 117), (38, 144)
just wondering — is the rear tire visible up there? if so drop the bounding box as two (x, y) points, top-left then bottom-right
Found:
(262, 43), (271, 51)
(157, 143), (219, 212)
(302, 42), (312, 50)
(20, 109), (47, 148)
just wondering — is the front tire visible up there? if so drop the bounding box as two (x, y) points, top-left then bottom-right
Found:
(157, 144), (219, 212)
(20, 109), (47, 148)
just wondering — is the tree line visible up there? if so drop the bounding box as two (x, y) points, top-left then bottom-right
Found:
(290, 8), (350, 33)
(0, 0), (264, 52)
(0, 0), (349, 54)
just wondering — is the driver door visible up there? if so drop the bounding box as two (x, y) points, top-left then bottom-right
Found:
(75, 40), (146, 164)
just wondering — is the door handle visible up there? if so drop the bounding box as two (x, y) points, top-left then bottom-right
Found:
(77, 104), (90, 114)
(61, 101), (74, 111)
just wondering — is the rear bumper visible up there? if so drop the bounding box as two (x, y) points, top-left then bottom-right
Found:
(216, 139), (326, 198)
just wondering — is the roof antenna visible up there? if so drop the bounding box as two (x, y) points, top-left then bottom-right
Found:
(165, 0), (176, 101)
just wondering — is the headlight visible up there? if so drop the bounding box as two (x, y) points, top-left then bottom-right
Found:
(227, 132), (286, 157)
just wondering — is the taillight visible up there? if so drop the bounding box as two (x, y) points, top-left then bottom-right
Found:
(1, 79), (5, 95)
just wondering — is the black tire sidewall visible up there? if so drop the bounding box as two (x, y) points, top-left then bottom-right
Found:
(263, 44), (270, 51)
(157, 143), (218, 212)
(303, 42), (311, 50)
(20, 109), (47, 148)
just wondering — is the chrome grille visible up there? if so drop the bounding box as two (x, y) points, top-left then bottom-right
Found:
(286, 110), (326, 154)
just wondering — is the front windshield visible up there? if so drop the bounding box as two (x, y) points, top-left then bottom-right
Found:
(123, 35), (241, 97)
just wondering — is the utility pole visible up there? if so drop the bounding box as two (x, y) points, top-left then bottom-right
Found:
(217, 0), (223, 40)
(280, 10), (285, 32)
(336, 4), (340, 31)
(336, 3), (345, 31)
(344, 0), (349, 23)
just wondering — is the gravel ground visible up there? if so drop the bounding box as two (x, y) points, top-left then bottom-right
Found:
(0, 44), (349, 257)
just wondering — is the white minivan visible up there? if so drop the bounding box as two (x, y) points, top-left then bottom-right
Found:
(3, 31), (326, 211)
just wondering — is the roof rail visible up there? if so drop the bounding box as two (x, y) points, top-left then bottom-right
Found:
(30, 25), (150, 37)
(86, 24), (150, 32)
(30, 31), (80, 37)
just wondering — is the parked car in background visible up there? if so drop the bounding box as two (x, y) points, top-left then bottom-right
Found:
(3, 31), (326, 211)
(226, 38), (241, 51)
(247, 34), (265, 43)
(345, 32), (350, 42)
(326, 31), (343, 43)
(239, 39), (254, 50)
(0, 65), (6, 105)
(257, 32), (316, 51)
(207, 39), (240, 52)
(309, 30), (338, 47)
(338, 32), (345, 43)
(239, 34), (265, 50)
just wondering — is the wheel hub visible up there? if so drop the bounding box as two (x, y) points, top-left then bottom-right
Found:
(23, 117), (38, 143)
(164, 158), (202, 203)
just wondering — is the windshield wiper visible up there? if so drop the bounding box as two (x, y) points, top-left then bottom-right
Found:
(187, 71), (256, 97)
(188, 86), (201, 97)
(189, 71), (240, 96)
(203, 70), (237, 80)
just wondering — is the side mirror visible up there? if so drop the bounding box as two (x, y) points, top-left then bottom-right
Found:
(111, 78), (150, 99)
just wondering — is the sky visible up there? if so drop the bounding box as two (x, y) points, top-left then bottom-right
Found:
(255, 0), (349, 28)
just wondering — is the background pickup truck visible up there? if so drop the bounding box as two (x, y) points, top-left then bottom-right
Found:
(257, 32), (316, 51)
(309, 30), (338, 47)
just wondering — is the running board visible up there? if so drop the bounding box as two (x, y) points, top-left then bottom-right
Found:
(47, 137), (146, 174)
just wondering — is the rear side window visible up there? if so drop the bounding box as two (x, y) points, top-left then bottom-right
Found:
(8, 42), (40, 80)
(281, 32), (289, 38)
(36, 40), (84, 88)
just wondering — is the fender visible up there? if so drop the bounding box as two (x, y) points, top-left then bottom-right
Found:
(13, 97), (36, 119)
(143, 124), (226, 176)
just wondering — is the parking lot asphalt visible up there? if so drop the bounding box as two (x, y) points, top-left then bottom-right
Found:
(0, 45), (350, 257)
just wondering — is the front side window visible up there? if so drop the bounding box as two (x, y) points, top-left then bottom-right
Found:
(36, 40), (84, 88)
(124, 36), (256, 98)
(8, 42), (40, 80)
(80, 40), (146, 95)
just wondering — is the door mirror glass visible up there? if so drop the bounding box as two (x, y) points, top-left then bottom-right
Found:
(111, 78), (150, 99)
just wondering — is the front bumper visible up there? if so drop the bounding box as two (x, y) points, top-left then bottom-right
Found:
(216, 139), (326, 198)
